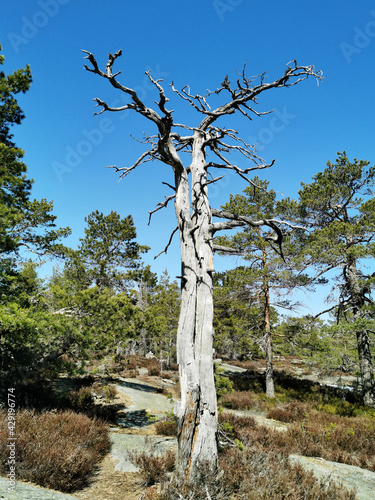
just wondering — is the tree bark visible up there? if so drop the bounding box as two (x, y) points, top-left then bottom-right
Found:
(174, 131), (218, 484)
(346, 257), (375, 406)
(82, 49), (322, 487)
(263, 250), (275, 398)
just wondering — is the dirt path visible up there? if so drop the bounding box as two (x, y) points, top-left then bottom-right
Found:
(115, 377), (174, 428)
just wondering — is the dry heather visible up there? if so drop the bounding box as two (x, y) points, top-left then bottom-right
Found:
(0, 409), (110, 492)
(220, 411), (375, 472)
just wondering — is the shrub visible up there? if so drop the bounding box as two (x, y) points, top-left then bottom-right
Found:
(155, 413), (178, 436)
(219, 413), (257, 444)
(92, 382), (118, 401)
(0, 379), (60, 411)
(63, 386), (94, 411)
(0, 409), (110, 492)
(116, 354), (162, 371)
(158, 445), (355, 499)
(267, 401), (309, 423)
(75, 374), (96, 387)
(220, 390), (267, 411)
(230, 372), (265, 393)
(129, 439), (175, 486)
(215, 365), (234, 398)
(282, 413), (375, 471)
(62, 386), (119, 422)
(266, 407), (296, 423)
(217, 446), (357, 500)
(120, 367), (138, 378)
(223, 407), (375, 473)
(148, 363), (161, 377)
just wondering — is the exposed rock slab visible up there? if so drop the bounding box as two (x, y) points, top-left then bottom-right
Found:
(0, 477), (77, 500)
(115, 378), (174, 428)
(110, 433), (177, 472)
(289, 455), (375, 500)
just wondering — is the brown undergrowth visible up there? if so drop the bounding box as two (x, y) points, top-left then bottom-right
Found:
(133, 411), (358, 499)
(0, 409), (110, 492)
(112, 354), (162, 377)
(128, 438), (175, 486)
(220, 411), (375, 472)
(138, 444), (356, 499)
(220, 390), (267, 411)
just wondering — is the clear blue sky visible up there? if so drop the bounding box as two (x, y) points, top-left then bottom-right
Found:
(1, 1), (375, 315)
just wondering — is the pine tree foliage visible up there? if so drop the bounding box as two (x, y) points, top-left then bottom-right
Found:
(214, 177), (310, 395)
(47, 210), (150, 353)
(0, 46), (70, 380)
(76, 210), (149, 290)
(298, 152), (375, 405)
(213, 267), (272, 360)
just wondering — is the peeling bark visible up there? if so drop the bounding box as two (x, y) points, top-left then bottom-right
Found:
(174, 132), (218, 482)
(263, 251), (275, 398)
(82, 50), (321, 486)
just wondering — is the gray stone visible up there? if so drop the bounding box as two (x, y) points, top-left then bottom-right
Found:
(110, 433), (177, 472)
(289, 455), (375, 500)
(138, 367), (148, 376)
(0, 477), (77, 500)
(115, 378), (174, 428)
(220, 362), (247, 374)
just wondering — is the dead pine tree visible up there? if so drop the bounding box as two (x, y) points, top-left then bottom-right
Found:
(82, 50), (322, 488)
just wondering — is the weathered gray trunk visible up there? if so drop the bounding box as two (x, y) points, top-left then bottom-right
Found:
(174, 132), (218, 484)
(346, 258), (375, 407)
(263, 252), (275, 398)
(264, 294), (274, 398)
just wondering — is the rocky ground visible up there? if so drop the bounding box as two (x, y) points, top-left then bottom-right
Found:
(2, 361), (375, 499)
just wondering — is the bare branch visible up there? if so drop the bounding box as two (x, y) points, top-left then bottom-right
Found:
(211, 208), (306, 260)
(106, 148), (156, 180)
(211, 208), (306, 231)
(154, 226), (179, 259)
(205, 174), (225, 186)
(162, 181), (176, 192)
(199, 62), (323, 130)
(148, 194), (176, 225)
(213, 244), (245, 255)
(83, 49), (187, 172)
(207, 155), (276, 188)
(145, 70), (173, 116)
(312, 304), (340, 320)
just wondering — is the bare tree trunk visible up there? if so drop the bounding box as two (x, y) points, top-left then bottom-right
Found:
(264, 292), (274, 397)
(263, 251), (275, 398)
(82, 49), (322, 488)
(174, 132), (218, 484)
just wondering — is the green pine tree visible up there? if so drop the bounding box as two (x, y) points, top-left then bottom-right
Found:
(215, 177), (309, 396)
(0, 46), (70, 380)
(298, 152), (375, 406)
(47, 210), (151, 355)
